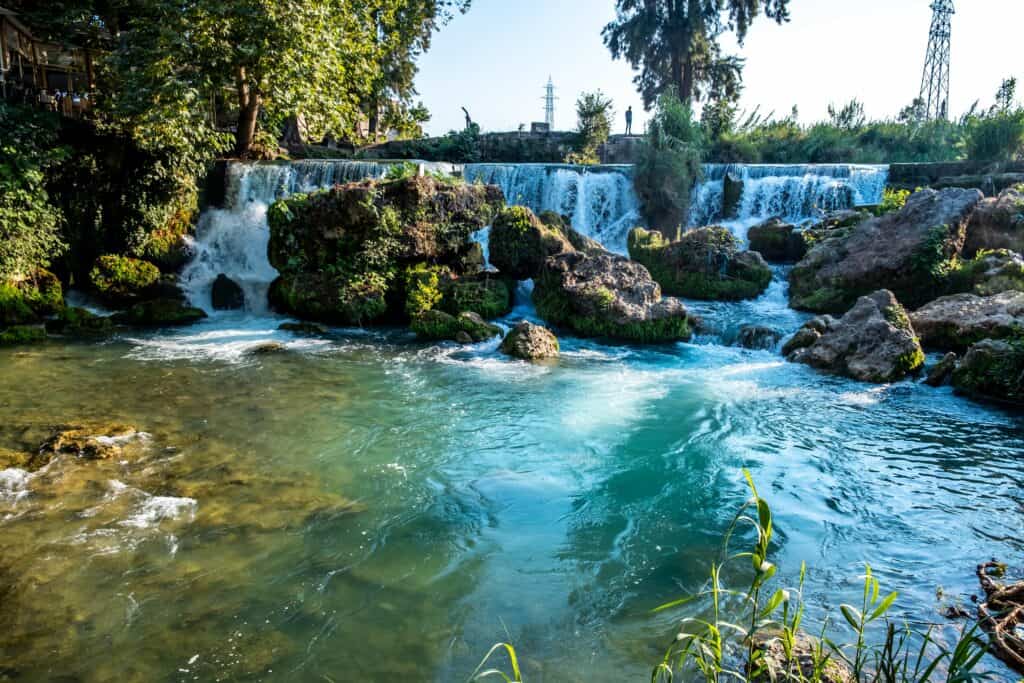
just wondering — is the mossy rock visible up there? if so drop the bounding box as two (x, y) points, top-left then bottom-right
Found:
(269, 273), (388, 326)
(0, 269), (64, 326)
(411, 310), (502, 342)
(278, 321), (329, 335)
(112, 298), (207, 327)
(489, 206), (573, 280)
(0, 325), (46, 346)
(438, 274), (513, 320)
(627, 227), (772, 301)
(951, 338), (1024, 406)
(45, 307), (114, 337)
(90, 254), (161, 302)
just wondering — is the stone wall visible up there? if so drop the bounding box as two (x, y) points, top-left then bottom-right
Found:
(358, 132), (645, 165)
(888, 161), (1024, 196)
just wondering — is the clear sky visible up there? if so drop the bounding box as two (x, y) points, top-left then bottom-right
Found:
(414, 0), (1024, 136)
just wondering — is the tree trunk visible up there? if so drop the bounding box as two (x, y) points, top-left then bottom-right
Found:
(234, 66), (261, 157)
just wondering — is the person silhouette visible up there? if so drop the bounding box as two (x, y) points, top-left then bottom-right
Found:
(625, 106), (633, 135)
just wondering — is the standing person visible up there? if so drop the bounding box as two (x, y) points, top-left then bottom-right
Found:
(625, 106), (633, 135)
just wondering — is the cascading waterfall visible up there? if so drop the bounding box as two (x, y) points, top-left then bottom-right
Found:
(180, 160), (453, 312)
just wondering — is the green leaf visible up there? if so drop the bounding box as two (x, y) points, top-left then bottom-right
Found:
(840, 604), (862, 630)
(869, 591), (898, 621)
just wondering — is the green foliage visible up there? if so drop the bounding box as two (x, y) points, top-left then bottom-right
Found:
(89, 255), (160, 299)
(0, 104), (68, 279)
(566, 91), (615, 165)
(439, 276), (513, 320)
(963, 77), (1024, 162)
(0, 271), (64, 326)
(634, 91), (705, 233)
(404, 263), (445, 317)
(873, 188), (911, 217)
(0, 325), (47, 346)
(410, 309), (501, 341)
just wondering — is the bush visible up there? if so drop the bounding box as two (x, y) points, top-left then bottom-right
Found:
(566, 91), (614, 165)
(89, 254), (160, 300)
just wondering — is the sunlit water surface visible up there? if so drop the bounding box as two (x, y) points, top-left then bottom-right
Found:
(1, 303), (1022, 682)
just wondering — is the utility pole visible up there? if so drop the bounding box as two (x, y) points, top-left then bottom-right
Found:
(918, 0), (954, 120)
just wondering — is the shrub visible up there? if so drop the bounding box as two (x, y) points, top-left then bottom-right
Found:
(566, 91), (614, 165)
(872, 188), (911, 217)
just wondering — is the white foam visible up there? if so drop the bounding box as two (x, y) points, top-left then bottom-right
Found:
(0, 468), (32, 503)
(120, 494), (197, 529)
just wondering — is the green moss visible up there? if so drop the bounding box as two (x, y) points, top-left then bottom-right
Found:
(911, 224), (957, 282)
(895, 347), (926, 375)
(113, 298), (207, 327)
(790, 286), (850, 314)
(951, 339), (1024, 404)
(0, 269), (64, 325)
(883, 303), (913, 332)
(410, 309), (501, 342)
(439, 276), (512, 320)
(0, 283), (37, 326)
(403, 263), (445, 317)
(90, 255), (160, 300)
(45, 307), (114, 337)
(0, 325), (46, 346)
(489, 206), (570, 280)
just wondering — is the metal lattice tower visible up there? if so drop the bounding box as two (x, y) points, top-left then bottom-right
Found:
(918, 0), (955, 120)
(543, 76), (557, 128)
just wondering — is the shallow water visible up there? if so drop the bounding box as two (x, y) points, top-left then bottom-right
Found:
(1, 304), (1023, 682)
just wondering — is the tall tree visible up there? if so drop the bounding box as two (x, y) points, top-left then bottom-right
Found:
(603, 0), (790, 109)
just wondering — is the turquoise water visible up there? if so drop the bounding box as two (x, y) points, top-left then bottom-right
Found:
(2, 295), (1023, 681)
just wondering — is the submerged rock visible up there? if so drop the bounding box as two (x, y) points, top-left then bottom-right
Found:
(0, 324), (46, 346)
(747, 218), (806, 263)
(279, 321), (329, 335)
(247, 342), (287, 355)
(500, 321), (559, 360)
(267, 174), (503, 325)
(533, 250), (694, 343)
(113, 298), (208, 327)
(785, 290), (925, 383)
(925, 352), (959, 387)
(489, 206), (573, 280)
(963, 186), (1024, 257)
(627, 226), (772, 301)
(951, 338), (1024, 406)
(789, 188), (984, 313)
(910, 291), (1024, 350)
(411, 310), (502, 343)
(39, 423), (143, 464)
(45, 307), (114, 337)
(211, 273), (245, 310)
(736, 324), (783, 350)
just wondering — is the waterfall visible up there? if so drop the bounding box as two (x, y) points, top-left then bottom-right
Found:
(180, 160), (452, 312)
(463, 164), (641, 254)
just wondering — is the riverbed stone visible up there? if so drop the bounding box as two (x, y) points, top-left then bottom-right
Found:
(533, 250), (694, 343)
(963, 185), (1024, 256)
(925, 352), (959, 387)
(39, 423), (142, 463)
(750, 631), (854, 683)
(267, 174), (503, 325)
(211, 273), (245, 310)
(411, 310), (502, 342)
(500, 321), (559, 360)
(627, 226), (772, 301)
(910, 291), (1024, 350)
(722, 172), (744, 219)
(279, 321), (329, 335)
(736, 324), (783, 350)
(45, 307), (114, 337)
(786, 290), (925, 383)
(789, 188), (984, 313)
(113, 298), (208, 326)
(747, 218), (806, 262)
(538, 211), (607, 255)
(489, 206), (573, 280)
(951, 338), (1024, 406)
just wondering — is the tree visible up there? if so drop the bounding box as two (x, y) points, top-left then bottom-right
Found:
(603, 0), (790, 109)
(566, 91), (615, 165)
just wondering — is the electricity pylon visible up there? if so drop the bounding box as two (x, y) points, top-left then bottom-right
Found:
(918, 0), (954, 120)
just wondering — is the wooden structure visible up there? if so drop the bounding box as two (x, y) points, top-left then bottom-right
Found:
(0, 6), (94, 114)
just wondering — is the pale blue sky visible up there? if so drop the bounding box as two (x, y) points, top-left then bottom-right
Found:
(414, 0), (1024, 136)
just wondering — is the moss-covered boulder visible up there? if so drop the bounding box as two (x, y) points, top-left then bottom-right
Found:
(533, 251), (694, 343)
(45, 307), (114, 337)
(951, 338), (1024, 406)
(537, 211), (607, 255)
(0, 324), (46, 346)
(910, 291), (1024, 351)
(785, 290), (925, 383)
(627, 226), (772, 301)
(0, 269), (64, 326)
(113, 298), (207, 327)
(438, 273), (513, 320)
(963, 186), (1024, 257)
(500, 321), (559, 360)
(747, 218), (806, 263)
(489, 206), (573, 280)
(211, 273), (245, 310)
(410, 310), (502, 343)
(267, 175), (503, 325)
(947, 249), (1024, 296)
(89, 254), (161, 304)
(789, 188), (983, 313)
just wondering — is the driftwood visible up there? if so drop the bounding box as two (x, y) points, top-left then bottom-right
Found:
(977, 561), (1024, 674)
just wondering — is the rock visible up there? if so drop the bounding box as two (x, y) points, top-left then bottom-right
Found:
(722, 172), (744, 219)
(736, 324), (783, 350)
(142, 228), (195, 272)
(747, 218), (806, 263)
(267, 174), (503, 324)
(951, 339), (1024, 406)
(410, 310), (502, 342)
(1, 268), (64, 326)
(963, 186), (1024, 256)
(278, 321), (329, 335)
(786, 290), (925, 383)
(628, 226), (772, 301)
(750, 631), (853, 683)
(113, 298), (208, 327)
(247, 342), (287, 355)
(500, 321), (560, 360)
(489, 206), (573, 280)
(44, 307), (114, 337)
(949, 249), (1024, 296)
(454, 330), (473, 344)
(925, 352), (959, 387)
(789, 188), (984, 313)
(39, 423), (142, 463)
(438, 274), (513, 320)
(533, 250), (694, 343)
(457, 241), (486, 274)
(211, 273), (245, 310)
(89, 254), (161, 304)
(0, 324), (46, 346)
(910, 291), (1024, 350)
(538, 210), (607, 255)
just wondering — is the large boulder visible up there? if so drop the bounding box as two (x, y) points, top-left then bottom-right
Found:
(113, 298), (208, 327)
(537, 211), (607, 255)
(533, 251), (694, 343)
(722, 172), (744, 219)
(438, 273), (513, 320)
(910, 291), (1024, 350)
(500, 321), (560, 360)
(747, 218), (806, 263)
(789, 188), (984, 313)
(736, 324), (783, 350)
(627, 226), (772, 301)
(785, 290), (925, 383)
(0, 269), (63, 326)
(411, 310), (502, 343)
(211, 273), (245, 310)
(89, 254), (161, 304)
(963, 186), (1024, 256)
(267, 175), (503, 325)
(948, 249), (1024, 296)
(951, 339), (1024, 406)
(45, 307), (114, 337)
(489, 206), (573, 280)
